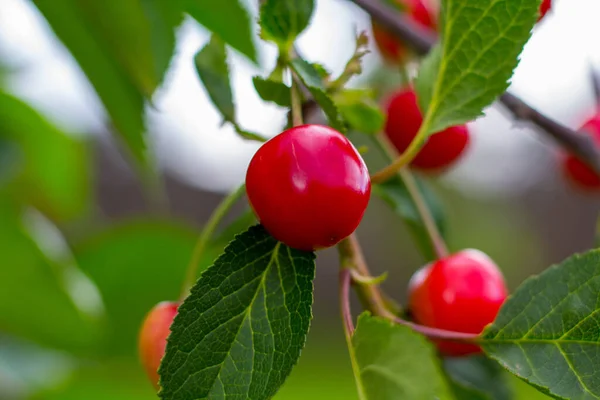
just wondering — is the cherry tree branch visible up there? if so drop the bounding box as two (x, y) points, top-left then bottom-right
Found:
(349, 0), (600, 174)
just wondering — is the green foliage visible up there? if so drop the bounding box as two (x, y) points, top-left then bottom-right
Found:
(415, 0), (541, 135)
(334, 90), (384, 135)
(443, 356), (512, 400)
(481, 249), (600, 399)
(159, 225), (316, 400)
(260, 0), (315, 50)
(32, 0), (182, 166)
(74, 220), (200, 357)
(0, 92), (90, 221)
(290, 58), (346, 132)
(195, 36), (235, 122)
(0, 198), (98, 353)
(184, 0), (257, 62)
(351, 314), (453, 400)
(253, 76), (292, 107)
(373, 175), (446, 262)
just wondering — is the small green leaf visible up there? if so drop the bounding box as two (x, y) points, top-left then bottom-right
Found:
(195, 36), (235, 123)
(481, 249), (600, 399)
(260, 0), (315, 50)
(0, 92), (90, 221)
(352, 313), (453, 400)
(253, 76), (291, 107)
(159, 225), (316, 399)
(415, 0), (540, 135)
(290, 58), (346, 132)
(444, 356), (512, 400)
(372, 175), (446, 262)
(184, 0), (257, 63)
(334, 89), (384, 135)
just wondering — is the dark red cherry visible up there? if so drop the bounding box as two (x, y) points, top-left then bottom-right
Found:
(408, 249), (508, 356)
(245, 124), (371, 251)
(561, 115), (600, 191)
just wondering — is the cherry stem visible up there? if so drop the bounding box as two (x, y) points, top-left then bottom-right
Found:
(290, 74), (304, 127)
(340, 268), (355, 335)
(179, 184), (246, 300)
(373, 136), (448, 258)
(338, 234), (476, 343)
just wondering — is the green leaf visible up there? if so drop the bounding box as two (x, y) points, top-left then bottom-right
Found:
(195, 36), (235, 123)
(0, 92), (90, 221)
(415, 0), (540, 135)
(260, 0), (315, 50)
(184, 0), (257, 63)
(0, 197), (98, 353)
(334, 89), (384, 135)
(159, 225), (316, 399)
(32, 0), (182, 165)
(443, 356), (512, 400)
(253, 76), (291, 107)
(372, 175), (446, 262)
(290, 58), (346, 132)
(481, 249), (600, 399)
(352, 313), (453, 400)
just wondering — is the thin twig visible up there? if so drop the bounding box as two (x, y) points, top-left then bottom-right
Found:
(180, 184), (246, 299)
(349, 0), (600, 174)
(392, 317), (479, 342)
(340, 268), (355, 335)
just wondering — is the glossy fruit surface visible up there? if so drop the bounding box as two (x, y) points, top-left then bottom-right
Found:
(538, 0), (552, 21)
(245, 124), (371, 251)
(384, 88), (470, 171)
(372, 0), (435, 64)
(139, 301), (179, 388)
(407, 249), (508, 356)
(562, 115), (600, 190)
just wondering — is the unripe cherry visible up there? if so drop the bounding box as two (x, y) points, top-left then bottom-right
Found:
(139, 301), (179, 388)
(561, 115), (600, 191)
(384, 87), (470, 171)
(407, 249), (508, 356)
(245, 124), (371, 251)
(371, 0), (436, 65)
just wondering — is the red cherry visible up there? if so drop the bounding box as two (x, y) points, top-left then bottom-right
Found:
(245, 124), (371, 251)
(384, 88), (470, 171)
(538, 0), (552, 21)
(561, 115), (600, 190)
(139, 301), (179, 388)
(407, 249), (508, 356)
(372, 0), (436, 64)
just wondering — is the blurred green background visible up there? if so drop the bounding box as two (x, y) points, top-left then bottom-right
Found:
(0, 0), (599, 398)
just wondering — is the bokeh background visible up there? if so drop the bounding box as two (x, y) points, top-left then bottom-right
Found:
(0, 0), (599, 398)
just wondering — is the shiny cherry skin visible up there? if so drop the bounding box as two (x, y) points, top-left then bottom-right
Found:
(407, 249), (508, 356)
(139, 301), (179, 388)
(245, 124), (371, 251)
(538, 0), (552, 21)
(384, 88), (470, 171)
(372, 0), (435, 64)
(562, 115), (600, 190)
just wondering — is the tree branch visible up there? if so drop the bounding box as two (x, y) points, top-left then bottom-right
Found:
(349, 0), (600, 174)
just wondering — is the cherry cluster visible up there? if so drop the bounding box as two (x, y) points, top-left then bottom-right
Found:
(137, 0), (600, 389)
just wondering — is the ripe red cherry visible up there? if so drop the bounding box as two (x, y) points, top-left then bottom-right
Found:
(372, 0), (436, 64)
(561, 115), (600, 190)
(538, 0), (552, 21)
(384, 88), (470, 171)
(245, 124), (371, 251)
(407, 249), (508, 356)
(139, 301), (179, 388)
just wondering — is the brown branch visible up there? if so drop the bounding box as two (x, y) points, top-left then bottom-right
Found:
(349, 0), (600, 174)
